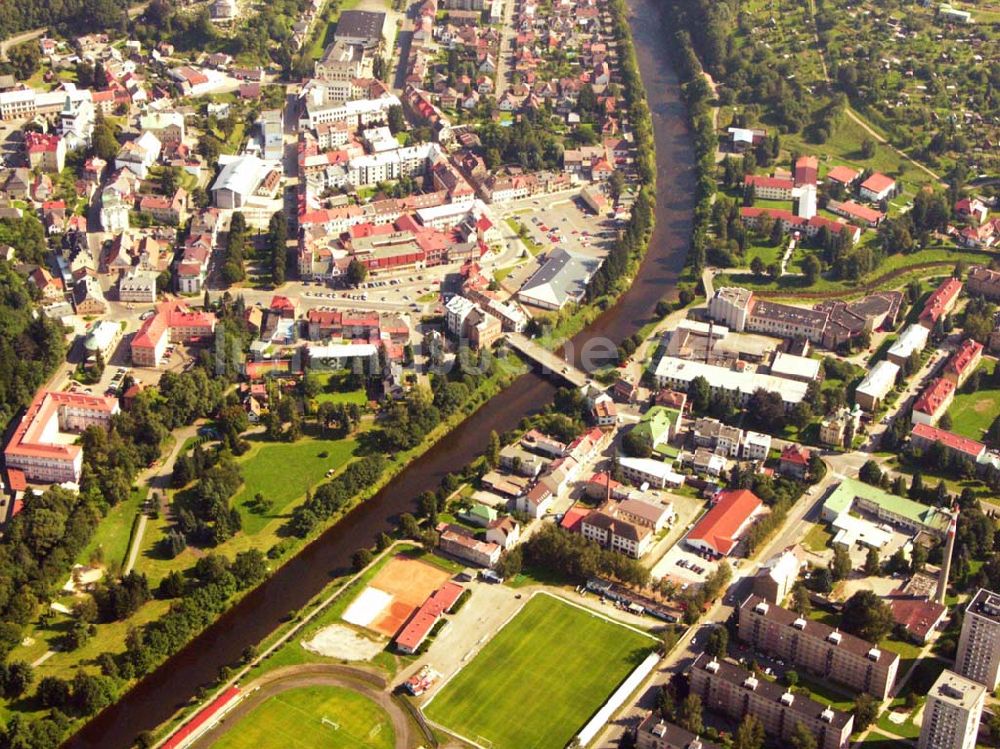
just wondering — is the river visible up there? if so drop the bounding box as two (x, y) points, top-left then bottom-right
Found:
(64, 0), (692, 744)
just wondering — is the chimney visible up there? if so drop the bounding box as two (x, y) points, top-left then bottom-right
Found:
(935, 505), (959, 604)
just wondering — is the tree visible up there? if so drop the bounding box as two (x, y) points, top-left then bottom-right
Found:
(36, 677), (71, 709)
(784, 669), (798, 687)
(608, 170), (626, 204)
(705, 626), (728, 657)
(830, 545), (852, 581)
(864, 547), (881, 576)
(750, 256), (765, 276)
(352, 548), (374, 571)
(939, 412), (953, 431)
(860, 139), (877, 159)
(0, 661), (33, 699)
(622, 428), (653, 458)
(854, 693), (878, 731)
(747, 388), (786, 431)
(268, 211), (288, 286)
(789, 721), (817, 749)
(678, 694), (703, 735)
(859, 460), (883, 486)
(733, 714), (765, 749)
(689, 376), (711, 413)
(91, 116), (120, 161)
(791, 583), (812, 615)
(841, 590), (894, 642)
(486, 430), (501, 467)
(802, 254), (821, 285)
(399, 512), (421, 539)
(346, 258), (368, 286)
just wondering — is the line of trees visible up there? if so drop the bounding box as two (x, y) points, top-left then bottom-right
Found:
(521, 524), (650, 587)
(221, 212), (248, 285)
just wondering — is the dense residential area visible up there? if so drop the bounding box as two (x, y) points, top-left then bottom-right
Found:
(0, 0), (995, 742)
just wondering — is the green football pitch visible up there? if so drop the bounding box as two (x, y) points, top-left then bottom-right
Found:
(209, 685), (394, 749)
(425, 594), (655, 748)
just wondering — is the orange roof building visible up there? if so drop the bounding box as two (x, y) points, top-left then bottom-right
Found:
(912, 378), (956, 426)
(826, 165), (859, 186)
(919, 278), (962, 329)
(943, 339), (983, 387)
(131, 301), (217, 368)
(4, 390), (119, 484)
(394, 582), (464, 654)
(686, 489), (763, 556)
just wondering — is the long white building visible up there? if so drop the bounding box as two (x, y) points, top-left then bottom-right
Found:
(653, 355), (809, 408)
(299, 94), (401, 130)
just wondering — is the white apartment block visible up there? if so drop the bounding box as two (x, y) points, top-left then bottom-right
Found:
(955, 588), (1000, 691)
(299, 94), (401, 130)
(742, 430), (772, 461)
(917, 670), (984, 749)
(708, 286), (753, 331)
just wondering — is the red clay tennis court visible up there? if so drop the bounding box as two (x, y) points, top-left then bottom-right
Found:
(365, 554), (452, 637)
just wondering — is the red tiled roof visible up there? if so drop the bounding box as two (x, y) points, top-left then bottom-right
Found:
(911, 423), (985, 459)
(7, 468), (26, 492)
(744, 175), (794, 191)
(780, 444), (811, 466)
(269, 295), (296, 312)
(560, 502), (591, 533)
(395, 580), (465, 651)
(587, 471), (622, 492)
(25, 132), (61, 154)
(826, 165), (859, 184)
(794, 155), (818, 186)
(832, 200), (884, 225)
(861, 172), (895, 194)
(944, 339), (983, 378)
(5, 390), (118, 463)
(919, 278), (963, 326)
(162, 687), (241, 749)
(687, 489), (762, 555)
(888, 593), (946, 641)
(913, 378), (955, 416)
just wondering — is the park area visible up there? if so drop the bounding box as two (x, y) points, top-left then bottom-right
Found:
(425, 593), (656, 749)
(209, 685), (394, 749)
(946, 362), (1000, 442)
(232, 434), (359, 535)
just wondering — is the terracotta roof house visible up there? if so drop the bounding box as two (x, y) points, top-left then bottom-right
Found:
(686, 489), (763, 556)
(779, 444), (811, 480)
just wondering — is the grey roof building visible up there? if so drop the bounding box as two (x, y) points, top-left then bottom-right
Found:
(517, 248), (601, 310)
(334, 10), (388, 47)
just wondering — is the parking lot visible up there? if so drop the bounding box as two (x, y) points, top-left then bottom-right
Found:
(650, 539), (725, 588)
(505, 194), (619, 261)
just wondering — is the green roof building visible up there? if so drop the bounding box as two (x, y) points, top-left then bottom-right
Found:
(633, 406), (679, 452)
(820, 477), (951, 537)
(461, 503), (499, 528)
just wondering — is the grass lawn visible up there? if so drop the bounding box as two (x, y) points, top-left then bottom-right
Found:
(209, 686), (394, 749)
(744, 240), (783, 268)
(313, 371), (369, 407)
(426, 594), (655, 748)
(802, 522), (833, 553)
(946, 363), (1000, 441)
(506, 218), (543, 255)
(77, 486), (146, 571)
(859, 731), (903, 747)
(315, 389), (368, 406)
(233, 434), (359, 535)
(716, 247), (987, 297)
(493, 265), (518, 283)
